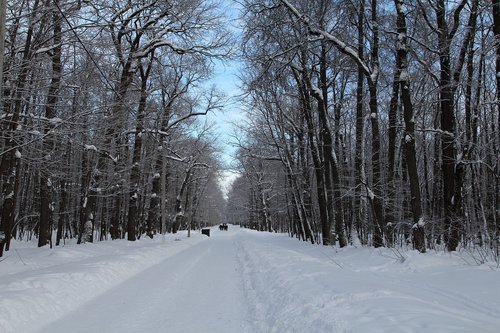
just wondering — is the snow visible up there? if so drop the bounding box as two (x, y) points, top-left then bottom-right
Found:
(370, 66), (379, 82)
(311, 84), (323, 99)
(84, 144), (97, 152)
(1, 228), (500, 333)
(412, 217), (425, 229)
(400, 68), (409, 81)
(49, 117), (63, 125)
(34, 45), (60, 55)
(366, 186), (375, 200)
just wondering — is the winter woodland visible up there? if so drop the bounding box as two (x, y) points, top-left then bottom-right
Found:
(1, 0), (500, 332)
(227, 0), (500, 257)
(0, 1), (499, 258)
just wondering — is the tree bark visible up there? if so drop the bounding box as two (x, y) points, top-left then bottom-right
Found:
(127, 57), (152, 241)
(492, 0), (500, 233)
(367, 0), (385, 248)
(39, 0), (62, 247)
(395, 0), (425, 252)
(354, 0), (366, 245)
(0, 0), (42, 256)
(434, 0), (477, 251)
(294, 62), (329, 245)
(385, 53), (402, 247)
(56, 180), (68, 246)
(313, 43), (346, 247)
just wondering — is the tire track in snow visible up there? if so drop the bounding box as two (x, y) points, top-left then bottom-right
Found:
(232, 229), (500, 333)
(234, 231), (348, 333)
(37, 232), (250, 333)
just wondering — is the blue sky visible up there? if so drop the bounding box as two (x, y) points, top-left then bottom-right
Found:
(207, 58), (245, 197)
(206, 0), (246, 169)
(206, 59), (246, 167)
(209, 0), (246, 195)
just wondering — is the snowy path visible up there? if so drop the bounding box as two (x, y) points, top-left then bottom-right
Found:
(37, 230), (250, 333)
(235, 230), (500, 332)
(2, 226), (500, 332)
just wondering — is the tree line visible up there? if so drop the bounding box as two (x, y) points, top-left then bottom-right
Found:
(226, 0), (499, 255)
(0, 0), (231, 256)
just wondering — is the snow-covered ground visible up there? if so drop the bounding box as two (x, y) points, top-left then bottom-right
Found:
(1, 226), (499, 333)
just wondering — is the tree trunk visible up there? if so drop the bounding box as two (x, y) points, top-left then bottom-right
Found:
(368, 84), (385, 247)
(435, 0), (477, 251)
(295, 64), (329, 245)
(160, 153), (168, 235)
(56, 180), (68, 246)
(492, 0), (500, 234)
(173, 164), (196, 234)
(39, 0), (62, 247)
(368, 0), (385, 248)
(385, 53), (402, 247)
(78, 150), (94, 244)
(395, 0), (425, 252)
(0, 0), (42, 256)
(314, 43), (346, 247)
(354, 0), (366, 245)
(147, 158), (161, 238)
(127, 58), (152, 241)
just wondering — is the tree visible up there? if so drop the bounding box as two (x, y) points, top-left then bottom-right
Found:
(38, 0), (63, 248)
(1, 0), (50, 254)
(278, 0), (385, 247)
(234, 0), (497, 254)
(394, 0), (425, 252)
(0, 0), (232, 250)
(493, 0), (500, 235)
(418, 0), (478, 251)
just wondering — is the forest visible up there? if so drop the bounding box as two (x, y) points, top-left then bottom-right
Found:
(1, 0), (499, 258)
(0, 0), (231, 256)
(226, 0), (499, 256)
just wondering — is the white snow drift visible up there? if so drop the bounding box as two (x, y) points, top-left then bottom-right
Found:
(1, 227), (499, 333)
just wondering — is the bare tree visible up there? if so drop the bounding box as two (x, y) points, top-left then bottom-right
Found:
(418, 0), (479, 251)
(394, 0), (425, 252)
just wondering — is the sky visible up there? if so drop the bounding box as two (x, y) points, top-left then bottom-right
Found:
(209, 60), (245, 197)
(206, 58), (246, 167)
(208, 1), (246, 196)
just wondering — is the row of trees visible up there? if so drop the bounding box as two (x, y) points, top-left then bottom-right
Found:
(0, 0), (230, 256)
(226, 0), (499, 254)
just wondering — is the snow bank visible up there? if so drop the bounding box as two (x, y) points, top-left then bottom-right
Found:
(0, 232), (207, 333)
(2, 228), (500, 333)
(235, 229), (500, 333)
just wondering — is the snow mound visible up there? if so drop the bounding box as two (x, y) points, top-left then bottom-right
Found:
(0, 232), (207, 333)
